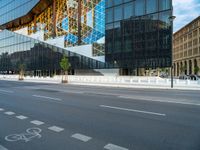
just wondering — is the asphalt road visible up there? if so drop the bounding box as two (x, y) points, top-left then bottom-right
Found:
(0, 80), (200, 150)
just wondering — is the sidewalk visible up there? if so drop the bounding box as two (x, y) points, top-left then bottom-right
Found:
(0, 75), (200, 90)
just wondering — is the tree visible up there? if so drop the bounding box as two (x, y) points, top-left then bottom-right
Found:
(18, 63), (25, 80)
(194, 66), (199, 75)
(180, 65), (186, 75)
(60, 55), (70, 83)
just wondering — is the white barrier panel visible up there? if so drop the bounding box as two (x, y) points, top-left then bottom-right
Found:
(0, 75), (200, 88)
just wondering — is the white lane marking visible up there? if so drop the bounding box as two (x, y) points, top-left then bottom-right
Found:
(100, 105), (166, 116)
(16, 115), (28, 120)
(32, 95), (62, 101)
(0, 145), (8, 150)
(119, 95), (200, 106)
(86, 92), (119, 96)
(30, 120), (44, 126)
(104, 143), (129, 150)
(48, 126), (64, 132)
(0, 89), (14, 93)
(71, 133), (92, 142)
(4, 111), (15, 115)
(0, 108), (4, 111)
(62, 90), (84, 94)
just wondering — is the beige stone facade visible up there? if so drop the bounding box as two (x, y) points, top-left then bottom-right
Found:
(173, 16), (200, 76)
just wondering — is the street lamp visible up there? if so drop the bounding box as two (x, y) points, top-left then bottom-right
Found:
(168, 15), (176, 88)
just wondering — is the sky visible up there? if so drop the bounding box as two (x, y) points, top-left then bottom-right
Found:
(173, 0), (200, 32)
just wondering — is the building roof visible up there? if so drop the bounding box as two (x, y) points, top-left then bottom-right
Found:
(174, 16), (200, 36)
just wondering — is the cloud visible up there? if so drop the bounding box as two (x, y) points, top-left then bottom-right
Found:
(173, 0), (200, 32)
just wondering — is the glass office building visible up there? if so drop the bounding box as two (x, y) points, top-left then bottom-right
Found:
(0, 0), (173, 75)
(105, 0), (172, 74)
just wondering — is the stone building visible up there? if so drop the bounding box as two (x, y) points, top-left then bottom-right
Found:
(173, 16), (200, 76)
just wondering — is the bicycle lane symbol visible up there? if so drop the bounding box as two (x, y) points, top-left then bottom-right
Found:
(5, 128), (42, 142)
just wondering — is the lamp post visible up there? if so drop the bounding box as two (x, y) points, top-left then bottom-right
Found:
(168, 16), (176, 88)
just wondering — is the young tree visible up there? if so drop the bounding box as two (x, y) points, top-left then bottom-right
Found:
(60, 55), (70, 83)
(18, 63), (25, 80)
(194, 66), (199, 75)
(180, 65), (186, 75)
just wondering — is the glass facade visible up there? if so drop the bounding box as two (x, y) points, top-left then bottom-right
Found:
(0, 0), (173, 75)
(23, 0), (106, 57)
(0, 30), (108, 75)
(0, 0), (39, 26)
(105, 0), (172, 70)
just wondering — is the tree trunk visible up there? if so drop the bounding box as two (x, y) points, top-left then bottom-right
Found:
(61, 70), (68, 83)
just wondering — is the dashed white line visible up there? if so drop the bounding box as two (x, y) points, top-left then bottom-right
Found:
(4, 111), (15, 115)
(0, 145), (8, 150)
(0, 108), (4, 111)
(32, 95), (62, 101)
(30, 120), (44, 126)
(104, 143), (129, 150)
(100, 105), (166, 116)
(62, 90), (84, 94)
(48, 126), (64, 132)
(16, 115), (28, 120)
(71, 133), (92, 142)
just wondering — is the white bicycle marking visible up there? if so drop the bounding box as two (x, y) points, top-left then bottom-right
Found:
(5, 128), (42, 142)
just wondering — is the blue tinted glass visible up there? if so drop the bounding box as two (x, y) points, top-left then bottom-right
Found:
(114, 6), (123, 21)
(124, 0), (132, 3)
(135, 0), (145, 16)
(159, 11), (170, 25)
(106, 0), (113, 8)
(124, 2), (134, 19)
(0, 0), (39, 25)
(147, 0), (158, 13)
(113, 0), (123, 5)
(106, 8), (113, 23)
(159, 0), (171, 11)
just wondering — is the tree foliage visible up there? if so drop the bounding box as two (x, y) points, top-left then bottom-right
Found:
(60, 55), (70, 73)
(194, 66), (199, 75)
(59, 55), (70, 83)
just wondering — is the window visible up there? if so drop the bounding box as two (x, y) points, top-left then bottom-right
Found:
(188, 41), (192, 48)
(184, 35), (187, 41)
(188, 33), (192, 39)
(146, 0), (158, 13)
(135, 0), (145, 16)
(106, 0), (113, 8)
(113, 0), (123, 6)
(193, 30), (197, 37)
(124, 2), (134, 19)
(193, 39), (198, 46)
(106, 8), (113, 23)
(159, 0), (171, 11)
(114, 5), (123, 21)
(159, 11), (170, 29)
(113, 22), (121, 52)
(184, 43), (187, 49)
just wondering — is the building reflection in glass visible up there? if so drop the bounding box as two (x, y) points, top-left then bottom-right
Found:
(0, 30), (108, 76)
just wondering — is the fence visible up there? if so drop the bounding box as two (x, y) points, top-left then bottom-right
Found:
(1, 75), (200, 87)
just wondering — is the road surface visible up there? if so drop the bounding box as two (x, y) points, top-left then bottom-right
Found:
(0, 80), (200, 150)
